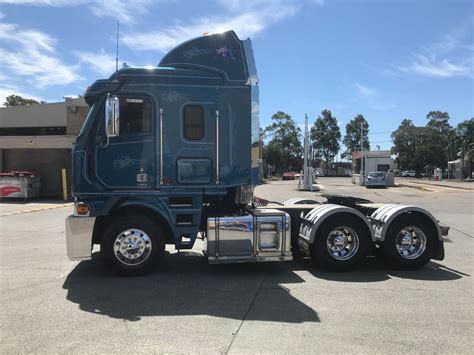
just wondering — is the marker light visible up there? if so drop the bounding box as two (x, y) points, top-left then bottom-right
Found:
(76, 202), (90, 216)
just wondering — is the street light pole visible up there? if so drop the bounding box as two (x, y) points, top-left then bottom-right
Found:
(446, 141), (453, 180)
(303, 113), (308, 180)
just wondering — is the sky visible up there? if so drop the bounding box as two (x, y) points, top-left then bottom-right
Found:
(0, 0), (473, 152)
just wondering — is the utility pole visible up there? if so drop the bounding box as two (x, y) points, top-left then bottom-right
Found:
(298, 114), (319, 191)
(360, 121), (364, 185)
(115, 20), (120, 74)
(303, 114), (308, 177)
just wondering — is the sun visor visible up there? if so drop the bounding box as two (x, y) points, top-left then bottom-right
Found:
(158, 30), (250, 83)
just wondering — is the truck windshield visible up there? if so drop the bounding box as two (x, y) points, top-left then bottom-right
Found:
(78, 103), (96, 137)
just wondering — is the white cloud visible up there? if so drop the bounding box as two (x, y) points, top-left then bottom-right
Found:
(122, 0), (319, 52)
(0, 21), (82, 89)
(392, 19), (473, 79)
(369, 103), (397, 111)
(123, 12), (270, 52)
(354, 83), (397, 111)
(355, 83), (375, 97)
(0, 0), (153, 24)
(89, 0), (153, 25)
(75, 49), (118, 76)
(219, 0), (323, 11)
(395, 54), (473, 78)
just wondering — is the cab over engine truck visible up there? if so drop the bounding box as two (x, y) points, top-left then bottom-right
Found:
(66, 31), (448, 275)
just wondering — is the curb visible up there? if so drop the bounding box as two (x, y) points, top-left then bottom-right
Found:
(0, 203), (73, 217)
(397, 184), (433, 192)
(407, 181), (473, 191)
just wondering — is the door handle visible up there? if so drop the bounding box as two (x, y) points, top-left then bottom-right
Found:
(159, 108), (164, 185)
(215, 109), (220, 185)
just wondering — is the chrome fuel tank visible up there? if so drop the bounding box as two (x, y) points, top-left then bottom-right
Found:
(206, 209), (292, 264)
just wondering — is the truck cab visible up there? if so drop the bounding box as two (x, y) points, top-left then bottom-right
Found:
(67, 31), (275, 273)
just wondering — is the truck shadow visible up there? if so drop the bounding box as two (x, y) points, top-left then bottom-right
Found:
(304, 257), (468, 283)
(62, 251), (320, 323)
(62, 252), (466, 322)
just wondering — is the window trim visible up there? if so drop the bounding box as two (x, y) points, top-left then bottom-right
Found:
(116, 94), (154, 137)
(182, 104), (204, 141)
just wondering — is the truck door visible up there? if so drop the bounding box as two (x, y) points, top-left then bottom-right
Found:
(95, 95), (156, 189)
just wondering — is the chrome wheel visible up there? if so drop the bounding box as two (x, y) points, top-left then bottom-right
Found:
(395, 226), (427, 259)
(113, 228), (152, 266)
(326, 226), (360, 261)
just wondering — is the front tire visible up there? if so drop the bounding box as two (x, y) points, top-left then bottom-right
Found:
(101, 215), (165, 276)
(382, 215), (434, 269)
(311, 214), (370, 270)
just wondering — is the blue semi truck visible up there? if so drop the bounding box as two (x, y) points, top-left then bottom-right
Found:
(66, 31), (448, 275)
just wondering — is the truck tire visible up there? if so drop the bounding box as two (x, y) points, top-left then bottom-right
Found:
(311, 214), (370, 270)
(382, 214), (434, 269)
(101, 215), (165, 276)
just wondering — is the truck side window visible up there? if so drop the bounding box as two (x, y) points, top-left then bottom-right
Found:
(183, 105), (204, 140)
(120, 98), (152, 134)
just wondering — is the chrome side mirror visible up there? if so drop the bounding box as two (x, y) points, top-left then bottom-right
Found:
(105, 94), (120, 137)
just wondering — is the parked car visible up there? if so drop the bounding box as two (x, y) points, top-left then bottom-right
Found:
(365, 171), (386, 188)
(282, 171), (296, 180)
(401, 170), (416, 177)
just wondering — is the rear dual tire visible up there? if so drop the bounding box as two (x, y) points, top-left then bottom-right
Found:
(311, 215), (370, 270)
(382, 215), (434, 269)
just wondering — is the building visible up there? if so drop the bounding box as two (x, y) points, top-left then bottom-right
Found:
(351, 150), (395, 186)
(0, 98), (89, 198)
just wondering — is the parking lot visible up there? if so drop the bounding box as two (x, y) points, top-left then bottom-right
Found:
(1, 177), (473, 353)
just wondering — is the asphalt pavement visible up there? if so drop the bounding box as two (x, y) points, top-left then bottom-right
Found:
(0, 177), (472, 353)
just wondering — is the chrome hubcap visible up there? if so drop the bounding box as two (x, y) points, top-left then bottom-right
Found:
(113, 228), (152, 266)
(326, 226), (359, 260)
(396, 226), (426, 259)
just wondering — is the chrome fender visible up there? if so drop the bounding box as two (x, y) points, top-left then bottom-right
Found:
(299, 204), (374, 244)
(370, 204), (443, 242)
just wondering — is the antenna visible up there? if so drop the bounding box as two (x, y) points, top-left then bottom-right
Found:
(115, 20), (120, 75)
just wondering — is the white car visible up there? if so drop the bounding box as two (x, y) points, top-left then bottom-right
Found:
(365, 171), (386, 188)
(402, 170), (416, 177)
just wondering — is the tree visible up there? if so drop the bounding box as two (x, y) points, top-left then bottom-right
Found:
(426, 111), (451, 135)
(454, 118), (474, 176)
(426, 110), (454, 159)
(391, 119), (419, 171)
(264, 111), (302, 172)
(455, 118), (474, 154)
(391, 117), (453, 175)
(3, 94), (43, 107)
(342, 114), (370, 159)
(310, 109), (341, 174)
(415, 127), (447, 173)
(262, 142), (283, 176)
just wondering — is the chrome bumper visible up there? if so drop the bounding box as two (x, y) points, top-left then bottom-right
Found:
(65, 215), (96, 261)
